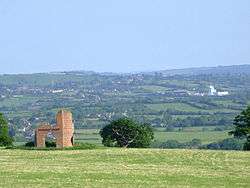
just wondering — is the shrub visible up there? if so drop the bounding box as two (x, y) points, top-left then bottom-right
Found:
(219, 138), (244, 150)
(24, 141), (56, 148)
(159, 139), (202, 149)
(160, 140), (183, 149)
(243, 141), (250, 150)
(68, 143), (98, 150)
(205, 142), (220, 150)
(25, 141), (35, 147)
(202, 138), (244, 150)
(189, 139), (202, 148)
(45, 141), (56, 147)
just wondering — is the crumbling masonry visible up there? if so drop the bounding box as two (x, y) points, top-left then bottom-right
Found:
(35, 110), (74, 148)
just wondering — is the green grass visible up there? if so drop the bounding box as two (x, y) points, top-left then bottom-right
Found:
(15, 128), (229, 146)
(154, 131), (231, 144)
(146, 103), (201, 112)
(155, 126), (230, 132)
(74, 129), (102, 145)
(0, 96), (39, 108)
(0, 148), (249, 187)
(74, 128), (231, 145)
(146, 102), (241, 114)
(139, 85), (169, 92)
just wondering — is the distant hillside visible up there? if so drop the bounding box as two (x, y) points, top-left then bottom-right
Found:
(60, 64), (250, 76)
(153, 64), (250, 76)
(0, 63), (250, 144)
(1, 64), (249, 77)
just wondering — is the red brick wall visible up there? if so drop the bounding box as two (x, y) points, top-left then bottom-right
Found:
(35, 110), (74, 148)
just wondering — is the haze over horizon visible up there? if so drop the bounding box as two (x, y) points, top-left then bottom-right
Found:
(0, 0), (249, 74)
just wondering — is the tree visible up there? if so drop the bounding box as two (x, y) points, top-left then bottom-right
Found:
(0, 113), (13, 146)
(229, 106), (250, 150)
(100, 118), (154, 148)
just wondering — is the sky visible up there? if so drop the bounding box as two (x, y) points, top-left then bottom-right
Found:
(0, 0), (249, 74)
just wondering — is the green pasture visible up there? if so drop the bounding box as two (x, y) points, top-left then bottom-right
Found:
(0, 96), (39, 108)
(0, 148), (249, 187)
(154, 131), (231, 144)
(74, 128), (231, 145)
(146, 103), (201, 112)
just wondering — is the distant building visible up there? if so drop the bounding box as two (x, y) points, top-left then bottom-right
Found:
(51, 89), (64, 93)
(209, 85), (217, 96)
(217, 91), (229, 96)
(209, 85), (229, 96)
(188, 85), (229, 97)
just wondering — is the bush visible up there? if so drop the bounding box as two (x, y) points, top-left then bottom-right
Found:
(160, 140), (183, 149)
(243, 141), (250, 150)
(202, 138), (244, 150)
(25, 141), (35, 147)
(189, 139), (202, 148)
(219, 138), (243, 150)
(11, 142), (98, 150)
(68, 143), (98, 150)
(45, 141), (56, 147)
(205, 142), (221, 150)
(24, 141), (56, 148)
(159, 139), (202, 149)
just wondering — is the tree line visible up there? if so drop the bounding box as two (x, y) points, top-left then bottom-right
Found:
(1, 106), (250, 150)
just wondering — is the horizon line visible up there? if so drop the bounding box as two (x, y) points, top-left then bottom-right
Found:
(0, 63), (249, 76)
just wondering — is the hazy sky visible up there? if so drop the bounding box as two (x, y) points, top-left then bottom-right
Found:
(0, 0), (249, 74)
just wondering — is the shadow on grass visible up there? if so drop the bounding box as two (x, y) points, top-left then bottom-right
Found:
(5, 142), (102, 151)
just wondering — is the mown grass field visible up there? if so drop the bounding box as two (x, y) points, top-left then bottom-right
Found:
(0, 148), (249, 187)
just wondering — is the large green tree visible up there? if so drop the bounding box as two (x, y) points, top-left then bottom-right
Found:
(230, 106), (250, 150)
(100, 118), (154, 148)
(0, 113), (13, 146)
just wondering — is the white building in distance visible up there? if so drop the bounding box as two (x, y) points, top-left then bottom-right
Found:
(217, 91), (229, 96)
(209, 85), (217, 96)
(209, 85), (229, 96)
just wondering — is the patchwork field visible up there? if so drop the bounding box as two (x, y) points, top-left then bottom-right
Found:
(0, 148), (249, 187)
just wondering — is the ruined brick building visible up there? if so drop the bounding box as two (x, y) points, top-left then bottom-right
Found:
(35, 110), (74, 148)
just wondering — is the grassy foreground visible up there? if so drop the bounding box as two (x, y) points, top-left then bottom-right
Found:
(0, 148), (249, 188)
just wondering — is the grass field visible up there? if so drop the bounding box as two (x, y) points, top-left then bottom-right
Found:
(146, 103), (202, 112)
(0, 148), (249, 187)
(74, 128), (231, 145)
(154, 131), (230, 144)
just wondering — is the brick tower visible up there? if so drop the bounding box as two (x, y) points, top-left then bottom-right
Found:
(55, 110), (74, 148)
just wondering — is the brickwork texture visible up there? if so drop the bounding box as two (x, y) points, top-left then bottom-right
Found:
(35, 110), (74, 148)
